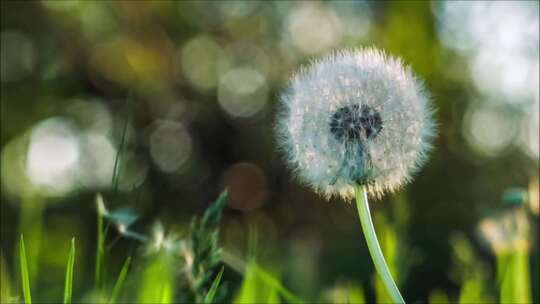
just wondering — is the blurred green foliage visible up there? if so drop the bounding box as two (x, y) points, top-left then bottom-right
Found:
(497, 251), (532, 303)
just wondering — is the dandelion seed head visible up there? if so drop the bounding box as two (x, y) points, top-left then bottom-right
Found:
(276, 48), (436, 199)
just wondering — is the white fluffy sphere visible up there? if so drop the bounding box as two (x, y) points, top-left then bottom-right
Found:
(276, 48), (436, 200)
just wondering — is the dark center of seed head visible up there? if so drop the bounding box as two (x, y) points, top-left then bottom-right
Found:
(329, 104), (383, 142)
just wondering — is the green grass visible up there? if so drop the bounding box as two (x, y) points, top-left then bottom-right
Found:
(137, 254), (175, 303)
(19, 235), (32, 304)
(203, 266), (224, 304)
(234, 261), (280, 304)
(451, 234), (494, 303)
(95, 194), (106, 290)
(254, 265), (304, 304)
(10, 190), (537, 304)
(498, 250), (532, 303)
(63, 238), (76, 304)
(110, 256), (131, 304)
(233, 261), (304, 304)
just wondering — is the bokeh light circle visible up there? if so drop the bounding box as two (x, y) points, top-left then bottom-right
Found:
(463, 103), (518, 157)
(149, 120), (192, 173)
(26, 117), (81, 195)
(217, 67), (268, 118)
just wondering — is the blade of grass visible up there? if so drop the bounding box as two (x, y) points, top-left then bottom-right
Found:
(254, 265), (304, 304)
(109, 256), (131, 304)
(222, 252), (304, 304)
(111, 94), (131, 196)
(19, 235), (31, 304)
(234, 262), (276, 304)
(204, 266), (224, 304)
(95, 194), (107, 289)
(63, 238), (76, 304)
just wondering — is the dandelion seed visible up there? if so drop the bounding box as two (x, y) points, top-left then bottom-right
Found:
(146, 221), (180, 254)
(276, 48), (435, 199)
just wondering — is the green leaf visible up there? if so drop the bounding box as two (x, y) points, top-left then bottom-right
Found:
(204, 266), (224, 304)
(109, 256), (131, 304)
(19, 235), (32, 304)
(63, 238), (76, 304)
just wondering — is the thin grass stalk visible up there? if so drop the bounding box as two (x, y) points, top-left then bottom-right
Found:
(110, 256), (131, 304)
(203, 266), (224, 304)
(19, 235), (32, 304)
(95, 201), (104, 289)
(63, 238), (75, 304)
(111, 93), (131, 196)
(254, 265), (304, 304)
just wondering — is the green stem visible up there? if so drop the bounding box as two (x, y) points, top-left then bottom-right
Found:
(355, 184), (404, 304)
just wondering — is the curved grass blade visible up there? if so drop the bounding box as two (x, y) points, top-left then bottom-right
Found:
(95, 194), (105, 289)
(234, 262), (280, 304)
(233, 262), (273, 304)
(109, 256), (131, 304)
(204, 266), (224, 304)
(63, 238), (75, 304)
(254, 265), (304, 304)
(19, 235), (32, 304)
(222, 252), (304, 304)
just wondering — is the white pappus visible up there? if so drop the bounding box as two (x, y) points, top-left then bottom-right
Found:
(276, 48), (436, 200)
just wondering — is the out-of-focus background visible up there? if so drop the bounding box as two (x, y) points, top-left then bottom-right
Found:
(1, 1), (538, 303)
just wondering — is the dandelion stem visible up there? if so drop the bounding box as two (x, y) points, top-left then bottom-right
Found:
(355, 184), (404, 304)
